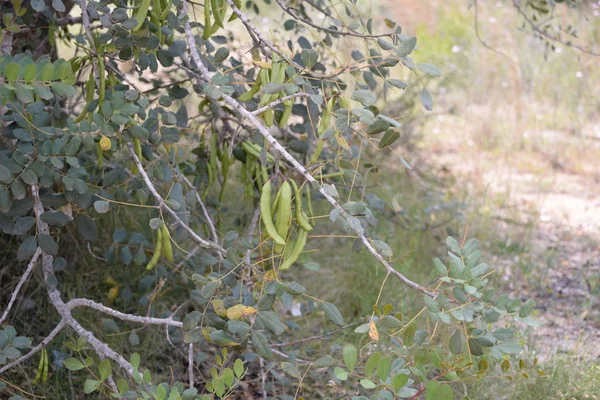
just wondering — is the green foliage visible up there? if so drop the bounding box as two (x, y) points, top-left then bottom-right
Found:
(0, 0), (553, 398)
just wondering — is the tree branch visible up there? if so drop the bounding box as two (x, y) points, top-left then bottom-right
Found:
(512, 0), (599, 57)
(0, 248), (42, 325)
(31, 184), (135, 376)
(274, 0), (394, 39)
(0, 319), (66, 374)
(127, 143), (226, 255)
(65, 298), (183, 328)
(224, 0), (347, 80)
(182, 9), (437, 298)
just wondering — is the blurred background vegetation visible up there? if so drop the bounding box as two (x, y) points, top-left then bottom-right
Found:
(1, 0), (599, 398)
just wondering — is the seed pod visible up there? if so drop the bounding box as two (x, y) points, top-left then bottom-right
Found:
(274, 181), (292, 253)
(41, 347), (49, 383)
(278, 228), (308, 271)
(203, 0), (213, 40)
(32, 348), (44, 385)
(279, 100), (293, 127)
(133, 0), (152, 32)
(290, 179), (313, 232)
(260, 181), (286, 246)
(146, 228), (163, 270)
(161, 223), (174, 262)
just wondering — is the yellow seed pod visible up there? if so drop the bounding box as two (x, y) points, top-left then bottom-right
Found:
(226, 305), (257, 321)
(99, 135), (111, 151)
(107, 286), (120, 303)
(211, 299), (228, 318)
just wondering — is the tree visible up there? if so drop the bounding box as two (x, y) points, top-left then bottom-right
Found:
(0, 0), (549, 398)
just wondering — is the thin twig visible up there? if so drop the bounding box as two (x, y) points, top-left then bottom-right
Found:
(127, 143), (226, 255)
(251, 93), (312, 116)
(0, 319), (66, 374)
(0, 248), (42, 325)
(188, 343), (194, 388)
(271, 323), (357, 347)
(259, 357), (268, 400)
(224, 0), (348, 80)
(176, 171), (220, 245)
(275, 0), (394, 39)
(512, 0), (599, 57)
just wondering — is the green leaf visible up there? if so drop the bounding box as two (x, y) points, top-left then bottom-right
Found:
(130, 125), (149, 140)
(256, 311), (286, 335)
(52, 0), (66, 12)
(94, 200), (110, 214)
(234, 359), (244, 378)
(314, 355), (334, 368)
(20, 169), (37, 185)
(492, 328), (514, 341)
(301, 49), (318, 70)
(23, 64), (37, 82)
(130, 353), (140, 369)
(17, 236), (37, 261)
(388, 79), (408, 90)
(98, 359), (112, 381)
(377, 38), (394, 50)
(364, 352), (380, 377)
(393, 374), (409, 390)
(402, 324), (416, 347)
(359, 379), (376, 389)
(372, 240), (393, 258)
(377, 356), (391, 381)
(397, 36), (417, 57)
(280, 362), (300, 378)
(342, 345), (357, 373)
(498, 342), (522, 355)
(75, 214), (98, 241)
(416, 63), (441, 77)
(433, 258), (448, 276)
(5, 62), (19, 82)
(449, 330), (462, 354)
(183, 311), (202, 331)
(129, 331), (140, 346)
(378, 129), (400, 148)
(251, 330), (272, 358)
(426, 380), (453, 400)
(366, 119), (389, 135)
(84, 379), (101, 394)
(322, 302), (344, 326)
(51, 82), (76, 97)
(63, 357), (85, 371)
(519, 299), (536, 318)
(40, 211), (69, 226)
(352, 90), (376, 106)
(209, 330), (240, 346)
(468, 338), (483, 356)
(34, 85), (54, 100)
(420, 88), (433, 111)
(334, 367), (348, 381)
(0, 164), (13, 184)
(38, 234), (58, 256)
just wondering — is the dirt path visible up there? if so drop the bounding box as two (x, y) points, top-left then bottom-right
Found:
(420, 121), (600, 361)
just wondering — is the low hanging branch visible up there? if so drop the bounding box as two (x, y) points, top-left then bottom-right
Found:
(181, 0), (437, 299)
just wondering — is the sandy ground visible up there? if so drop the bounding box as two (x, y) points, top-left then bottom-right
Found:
(419, 116), (600, 361)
